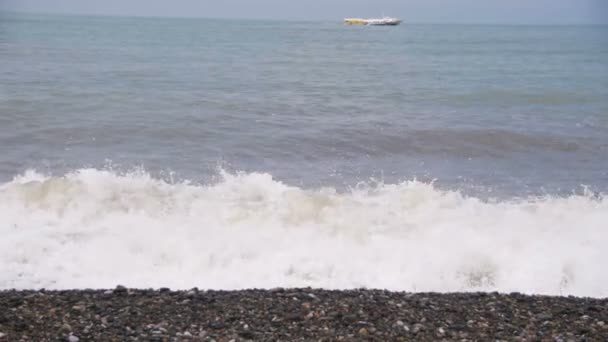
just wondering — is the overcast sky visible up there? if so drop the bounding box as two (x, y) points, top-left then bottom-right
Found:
(2, 0), (607, 25)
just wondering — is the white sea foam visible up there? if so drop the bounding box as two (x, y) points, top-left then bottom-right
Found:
(0, 169), (606, 297)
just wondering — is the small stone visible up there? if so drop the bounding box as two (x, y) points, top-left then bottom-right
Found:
(537, 313), (552, 320)
(183, 331), (193, 338)
(438, 327), (445, 335)
(412, 324), (425, 333)
(68, 335), (79, 342)
(285, 313), (302, 322)
(13, 320), (26, 331)
(239, 330), (254, 339)
(358, 328), (369, 336)
(61, 323), (72, 333)
(395, 320), (404, 327)
(597, 321), (605, 326)
(113, 285), (127, 294)
(72, 305), (85, 312)
(0, 332), (5, 339)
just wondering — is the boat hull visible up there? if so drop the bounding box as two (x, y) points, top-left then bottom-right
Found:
(344, 17), (401, 26)
(365, 18), (401, 26)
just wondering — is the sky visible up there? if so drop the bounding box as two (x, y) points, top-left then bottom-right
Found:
(2, 0), (607, 25)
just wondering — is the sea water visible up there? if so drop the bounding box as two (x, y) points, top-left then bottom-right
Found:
(1, 12), (607, 296)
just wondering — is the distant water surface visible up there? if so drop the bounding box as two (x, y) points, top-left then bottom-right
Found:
(1, 12), (607, 195)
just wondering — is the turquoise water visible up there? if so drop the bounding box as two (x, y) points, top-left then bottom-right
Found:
(1, 12), (608, 195)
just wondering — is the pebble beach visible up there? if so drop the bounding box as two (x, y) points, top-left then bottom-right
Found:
(1, 287), (607, 341)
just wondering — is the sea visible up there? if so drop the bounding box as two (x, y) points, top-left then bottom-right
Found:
(1, 12), (607, 297)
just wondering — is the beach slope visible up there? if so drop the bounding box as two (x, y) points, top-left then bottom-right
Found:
(1, 288), (607, 341)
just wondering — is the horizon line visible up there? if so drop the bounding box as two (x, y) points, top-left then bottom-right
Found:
(2, 9), (607, 27)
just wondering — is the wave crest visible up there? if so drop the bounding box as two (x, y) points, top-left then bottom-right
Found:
(1, 168), (606, 297)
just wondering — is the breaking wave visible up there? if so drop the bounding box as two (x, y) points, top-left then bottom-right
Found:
(1, 168), (606, 297)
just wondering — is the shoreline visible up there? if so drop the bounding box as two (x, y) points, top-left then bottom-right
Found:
(1, 288), (606, 341)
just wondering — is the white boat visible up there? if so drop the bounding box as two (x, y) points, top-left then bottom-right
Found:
(365, 17), (401, 26)
(344, 16), (401, 26)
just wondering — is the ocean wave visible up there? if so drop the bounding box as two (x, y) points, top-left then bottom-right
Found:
(0, 168), (606, 297)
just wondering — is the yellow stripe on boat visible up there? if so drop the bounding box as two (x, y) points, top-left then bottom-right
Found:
(344, 18), (367, 25)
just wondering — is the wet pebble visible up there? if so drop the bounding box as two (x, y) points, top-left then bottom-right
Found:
(0, 288), (605, 341)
